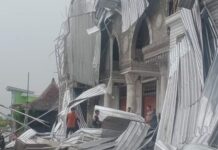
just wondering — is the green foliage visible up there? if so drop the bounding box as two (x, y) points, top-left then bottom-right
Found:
(0, 117), (9, 127)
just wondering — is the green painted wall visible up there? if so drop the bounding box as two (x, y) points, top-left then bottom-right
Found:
(9, 90), (37, 134)
(13, 91), (37, 105)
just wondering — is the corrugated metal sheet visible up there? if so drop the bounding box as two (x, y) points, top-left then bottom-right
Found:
(179, 0), (195, 9)
(17, 129), (37, 144)
(53, 87), (88, 140)
(52, 105), (88, 140)
(61, 109), (153, 150)
(95, 105), (145, 123)
(68, 84), (106, 108)
(97, 0), (121, 10)
(157, 8), (204, 148)
(70, 0), (96, 16)
(206, 0), (218, 33)
(114, 121), (150, 150)
(121, 0), (149, 32)
(66, 0), (101, 86)
(95, 0), (149, 32)
(5, 141), (16, 149)
(155, 140), (177, 150)
(182, 144), (216, 150)
(192, 52), (218, 147)
(181, 8), (204, 87)
(77, 137), (116, 149)
(14, 106), (155, 150)
(75, 84), (106, 101)
(157, 42), (180, 144)
(53, 85), (106, 139)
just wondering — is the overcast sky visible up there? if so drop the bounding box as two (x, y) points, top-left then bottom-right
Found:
(0, 0), (71, 115)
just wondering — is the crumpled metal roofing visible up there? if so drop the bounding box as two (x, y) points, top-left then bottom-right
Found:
(17, 129), (37, 144)
(179, 0), (195, 9)
(53, 105), (154, 150)
(95, 105), (145, 123)
(74, 84), (106, 102)
(191, 52), (218, 147)
(76, 106), (154, 150)
(182, 144), (216, 150)
(12, 105), (155, 150)
(95, 0), (149, 32)
(157, 1), (218, 149)
(68, 84), (106, 107)
(121, 0), (149, 32)
(206, 0), (218, 33)
(70, 0), (96, 16)
(53, 84), (106, 140)
(157, 7), (204, 148)
(114, 121), (150, 150)
(66, 0), (101, 86)
(155, 140), (177, 150)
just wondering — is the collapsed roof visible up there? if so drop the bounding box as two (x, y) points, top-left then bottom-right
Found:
(12, 106), (156, 150)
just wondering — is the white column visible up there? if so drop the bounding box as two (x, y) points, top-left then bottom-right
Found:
(104, 37), (113, 108)
(112, 86), (120, 109)
(156, 77), (161, 114)
(159, 63), (168, 114)
(135, 80), (142, 115)
(125, 73), (139, 113)
(104, 92), (112, 107)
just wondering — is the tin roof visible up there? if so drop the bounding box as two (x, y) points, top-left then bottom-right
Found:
(30, 78), (59, 111)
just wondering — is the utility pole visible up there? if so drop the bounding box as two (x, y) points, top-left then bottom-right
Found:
(24, 72), (30, 130)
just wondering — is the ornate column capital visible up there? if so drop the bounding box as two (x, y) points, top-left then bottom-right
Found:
(125, 73), (139, 85)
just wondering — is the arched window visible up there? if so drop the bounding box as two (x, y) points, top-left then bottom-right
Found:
(136, 18), (150, 49)
(134, 17), (150, 61)
(113, 38), (120, 71)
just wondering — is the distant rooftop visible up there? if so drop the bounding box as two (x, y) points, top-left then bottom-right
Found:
(6, 86), (34, 94)
(30, 78), (59, 111)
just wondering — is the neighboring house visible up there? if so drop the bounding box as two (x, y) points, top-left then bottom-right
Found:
(6, 79), (59, 134)
(28, 78), (59, 133)
(6, 86), (37, 133)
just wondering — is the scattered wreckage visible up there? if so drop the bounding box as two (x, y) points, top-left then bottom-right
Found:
(5, 82), (218, 150)
(3, 0), (218, 149)
(4, 84), (155, 150)
(7, 107), (156, 150)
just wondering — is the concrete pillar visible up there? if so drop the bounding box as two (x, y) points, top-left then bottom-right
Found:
(104, 79), (112, 108)
(87, 99), (95, 126)
(135, 80), (142, 115)
(104, 36), (113, 108)
(112, 86), (120, 109)
(104, 93), (112, 108)
(156, 77), (161, 114)
(125, 73), (139, 113)
(159, 63), (168, 114)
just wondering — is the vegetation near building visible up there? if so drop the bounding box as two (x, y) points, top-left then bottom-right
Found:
(0, 116), (10, 128)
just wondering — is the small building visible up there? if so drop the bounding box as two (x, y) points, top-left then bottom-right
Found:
(6, 86), (37, 133)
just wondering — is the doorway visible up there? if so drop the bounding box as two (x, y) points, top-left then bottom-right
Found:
(119, 85), (127, 111)
(142, 80), (157, 119)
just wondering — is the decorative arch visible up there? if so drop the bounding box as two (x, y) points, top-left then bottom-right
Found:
(113, 37), (120, 71)
(132, 15), (151, 61)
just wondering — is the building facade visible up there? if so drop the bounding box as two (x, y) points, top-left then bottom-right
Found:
(56, 0), (171, 120)
(54, 0), (218, 148)
(55, 1), (218, 148)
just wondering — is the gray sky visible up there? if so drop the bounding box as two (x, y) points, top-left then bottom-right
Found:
(0, 0), (71, 115)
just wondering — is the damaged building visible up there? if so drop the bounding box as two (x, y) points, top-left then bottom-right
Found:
(7, 0), (218, 149)
(53, 0), (218, 149)
(54, 0), (218, 148)
(56, 0), (169, 123)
